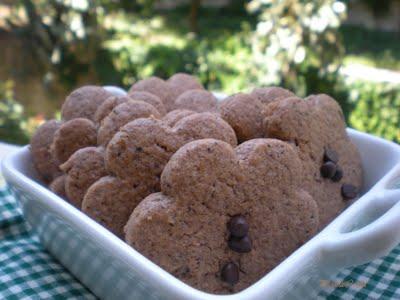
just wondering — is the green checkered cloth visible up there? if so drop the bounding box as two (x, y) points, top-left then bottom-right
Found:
(0, 182), (96, 299)
(1, 182), (399, 299)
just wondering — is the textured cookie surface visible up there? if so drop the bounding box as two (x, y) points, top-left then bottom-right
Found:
(168, 73), (204, 102)
(174, 90), (218, 113)
(128, 91), (167, 116)
(129, 77), (174, 112)
(97, 100), (161, 146)
(162, 109), (196, 127)
(220, 87), (294, 142)
(94, 95), (131, 124)
(125, 138), (318, 294)
(264, 95), (363, 227)
(61, 86), (112, 121)
(60, 147), (107, 208)
(82, 176), (149, 238)
(49, 175), (67, 199)
(51, 118), (97, 164)
(30, 120), (62, 183)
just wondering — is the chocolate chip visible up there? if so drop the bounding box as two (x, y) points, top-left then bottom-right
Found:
(324, 148), (338, 164)
(221, 262), (239, 285)
(320, 161), (336, 178)
(228, 235), (252, 253)
(341, 184), (358, 200)
(332, 166), (343, 182)
(227, 215), (249, 238)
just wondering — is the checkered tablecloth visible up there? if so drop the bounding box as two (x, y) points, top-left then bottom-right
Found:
(1, 182), (399, 299)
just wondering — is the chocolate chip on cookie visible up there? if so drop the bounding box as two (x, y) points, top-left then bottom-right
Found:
(341, 184), (358, 200)
(320, 161), (337, 179)
(221, 262), (239, 285)
(227, 215), (249, 238)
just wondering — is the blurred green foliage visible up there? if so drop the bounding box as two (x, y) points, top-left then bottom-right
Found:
(0, 81), (29, 144)
(1, 0), (400, 144)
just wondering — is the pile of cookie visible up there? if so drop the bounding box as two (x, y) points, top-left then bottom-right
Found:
(30, 73), (363, 294)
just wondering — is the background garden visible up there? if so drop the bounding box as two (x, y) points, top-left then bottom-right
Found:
(0, 0), (399, 144)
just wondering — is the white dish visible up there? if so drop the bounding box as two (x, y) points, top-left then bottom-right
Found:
(3, 88), (400, 299)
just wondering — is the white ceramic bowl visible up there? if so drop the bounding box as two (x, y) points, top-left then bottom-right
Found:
(3, 89), (400, 299)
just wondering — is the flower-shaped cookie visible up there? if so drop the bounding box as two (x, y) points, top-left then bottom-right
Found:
(264, 94), (363, 227)
(82, 113), (237, 237)
(124, 138), (319, 294)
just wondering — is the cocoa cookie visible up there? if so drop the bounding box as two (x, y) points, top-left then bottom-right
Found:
(106, 113), (237, 188)
(251, 86), (295, 106)
(60, 147), (107, 208)
(97, 100), (161, 146)
(84, 113), (237, 236)
(128, 77), (174, 112)
(82, 176), (149, 238)
(124, 138), (318, 294)
(220, 88), (295, 142)
(94, 95), (132, 124)
(30, 120), (62, 183)
(174, 90), (218, 113)
(51, 118), (97, 164)
(162, 109), (196, 127)
(167, 73), (204, 101)
(49, 175), (67, 199)
(128, 91), (167, 116)
(220, 93), (265, 143)
(264, 94), (363, 227)
(61, 86), (112, 121)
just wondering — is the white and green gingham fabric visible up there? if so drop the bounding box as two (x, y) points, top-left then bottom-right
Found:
(1, 180), (400, 299)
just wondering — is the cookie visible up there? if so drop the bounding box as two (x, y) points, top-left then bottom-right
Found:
(219, 88), (295, 142)
(125, 138), (318, 294)
(61, 86), (112, 121)
(167, 73), (204, 101)
(49, 174), (67, 199)
(162, 109), (196, 127)
(128, 77), (174, 112)
(251, 86), (295, 106)
(128, 91), (167, 116)
(30, 120), (62, 183)
(264, 94), (363, 227)
(51, 118), (97, 164)
(97, 100), (161, 146)
(106, 113), (237, 188)
(94, 95), (132, 124)
(83, 113), (237, 236)
(82, 176), (149, 238)
(60, 147), (107, 208)
(220, 93), (265, 143)
(174, 90), (218, 113)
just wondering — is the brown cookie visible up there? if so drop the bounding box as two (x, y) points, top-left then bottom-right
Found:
(219, 88), (295, 142)
(128, 91), (167, 116)
(83, 113), (237, 236)
(60, 147), (107, 208)
(174, 89), (218, 113)
(51, 118), (97, 164)
(106, 113), (237, 188)
(94, 95), (131, 124)
(49, 174), (67, 199)
(82, 176), (149, 238)
(30, 120), (62, 183)
(167, 73), (204, 101)
(162, 109), (196, 127)
(251, 86), (295, 106)
(128, 77), (174, 112)
(97, 100), (161, 146)
(220, 93), (265, 143)
(61, 86), (112, 121)
(125, 138), (318, 294)
(264, 94), (363, 227)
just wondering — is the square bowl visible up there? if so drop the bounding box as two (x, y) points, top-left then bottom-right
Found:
(3, 115), (400, 299)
